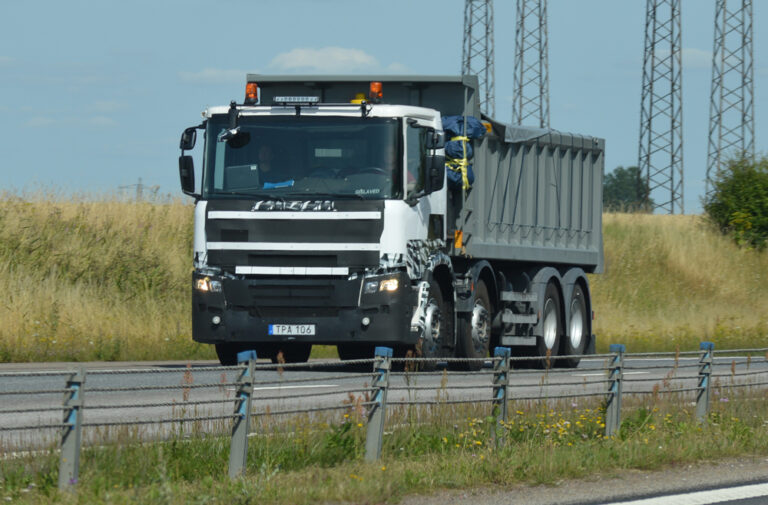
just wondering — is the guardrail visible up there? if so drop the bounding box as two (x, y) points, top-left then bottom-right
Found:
(1, 342), (767, 490)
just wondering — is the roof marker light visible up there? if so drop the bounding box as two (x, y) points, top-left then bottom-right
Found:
(245, 82), (259, 104)
(369, 81), (383, 102)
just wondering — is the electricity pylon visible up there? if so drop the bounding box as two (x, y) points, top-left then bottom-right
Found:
(512, 0), (549, 128)
(706, 0), (754, 196)
(462, 0), (495, 116)
(638, 0), (684, 214)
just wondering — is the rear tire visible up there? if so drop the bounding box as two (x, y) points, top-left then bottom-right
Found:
(457, 280), (492, 371)
(559, 284), (588, 368)
(534, 282), (562, 369)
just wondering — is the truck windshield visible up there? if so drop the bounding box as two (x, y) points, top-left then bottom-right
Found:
(202, 115), (402, 200)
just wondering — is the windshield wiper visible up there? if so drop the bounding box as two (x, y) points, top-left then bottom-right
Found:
(283, 191), (366, 200)
(216, 191), (285, 201)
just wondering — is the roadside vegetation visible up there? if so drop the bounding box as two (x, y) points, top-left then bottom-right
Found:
(703, 155), (768, 250)
(1, 390), (767, 504)
(0, 192), (766, 362)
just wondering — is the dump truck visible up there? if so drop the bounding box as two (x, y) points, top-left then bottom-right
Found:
(178, 75), (604, 367)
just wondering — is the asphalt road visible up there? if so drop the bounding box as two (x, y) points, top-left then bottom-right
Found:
(1, 356), (766, 451)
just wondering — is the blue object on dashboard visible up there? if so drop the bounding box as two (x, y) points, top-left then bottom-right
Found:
(263, 179), (295, 189)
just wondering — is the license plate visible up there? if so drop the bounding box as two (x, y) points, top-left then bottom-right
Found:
(268, 324), (316, 336)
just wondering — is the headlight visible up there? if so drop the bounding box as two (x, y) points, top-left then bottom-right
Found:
(195, 277), (222, 293)
(379, 278), (399, 292)
(363, 280), (379, 294)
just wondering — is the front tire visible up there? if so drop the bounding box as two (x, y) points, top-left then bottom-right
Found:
(457, 280), (492, 371)
(416, 279), (452, 369)
(337, 344), (375, 361)
(215, 343), (239, 366)
(215, 342), (276, 366)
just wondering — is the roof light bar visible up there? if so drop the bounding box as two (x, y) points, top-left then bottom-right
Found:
(273, 96), (320, 105)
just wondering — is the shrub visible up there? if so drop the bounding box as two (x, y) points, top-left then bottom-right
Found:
(704, 156), (768, 249)
(603, 165), (653, 212)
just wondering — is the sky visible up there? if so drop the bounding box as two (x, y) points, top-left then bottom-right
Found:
(1, 0), (765, 213)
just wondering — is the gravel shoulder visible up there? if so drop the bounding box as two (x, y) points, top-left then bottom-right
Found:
(398, 456), (768, 505)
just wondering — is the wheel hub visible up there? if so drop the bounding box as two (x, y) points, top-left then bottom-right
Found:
(421, 299), (442, 358)
(470, 301), (490, 354)
(542, 299), (558, 350)
(569, 299), (584, 349)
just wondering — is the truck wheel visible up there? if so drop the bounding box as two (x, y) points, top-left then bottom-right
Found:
(215, 343), (239, 366)
(216, 343), (274, 366)
(535, 282), (562, 369)
(457, 280), (491, 371)
(417, 279), (451, 369)
(337, 344), (375, 361)
(559, 284), (588, 368)
(274, 343), (312, 364)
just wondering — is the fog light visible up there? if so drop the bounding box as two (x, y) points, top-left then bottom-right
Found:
(361, 316), (371, 327)
(212, 316), (221, 325)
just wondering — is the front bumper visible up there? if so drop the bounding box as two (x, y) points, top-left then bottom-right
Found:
(192, 271), (414, 345)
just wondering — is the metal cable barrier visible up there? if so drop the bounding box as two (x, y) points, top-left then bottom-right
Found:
(1, 342), (766, 489)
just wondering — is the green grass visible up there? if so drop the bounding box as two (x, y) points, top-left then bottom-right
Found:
(591, 213), (768, 352)
(0, 194), (766, 362)
(2, 391), (767, 504)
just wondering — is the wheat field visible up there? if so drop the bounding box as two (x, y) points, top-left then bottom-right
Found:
(0, 195), (765, 362)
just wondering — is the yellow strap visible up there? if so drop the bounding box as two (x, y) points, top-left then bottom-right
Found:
(446, 136), (471, 190)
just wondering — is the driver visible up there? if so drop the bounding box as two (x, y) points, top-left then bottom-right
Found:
(257, 144), (289, 186)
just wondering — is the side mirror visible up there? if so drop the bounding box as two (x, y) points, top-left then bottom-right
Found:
(180, 127), (197, 150)
(179, 155), (196, 195)
(424, 154), (445, 194)
(227, 131), (251, 149)
(425, 129), (445, 149)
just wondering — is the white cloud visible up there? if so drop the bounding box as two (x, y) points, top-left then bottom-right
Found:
(681, 48), (711, 70)
(90, 100), (124, 113)
(652, 48), (711, 70)
(24, 115), (117, 128)
(270, 47), (379, 73)
(25, 117), (56, 127)
(384, 62), (409, 74)
(179, 68), (247, 84)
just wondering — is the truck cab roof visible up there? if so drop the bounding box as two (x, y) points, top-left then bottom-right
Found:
(203, 103), (442, 128)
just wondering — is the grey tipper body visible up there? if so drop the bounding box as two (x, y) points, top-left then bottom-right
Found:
(178, 75), (604, 367)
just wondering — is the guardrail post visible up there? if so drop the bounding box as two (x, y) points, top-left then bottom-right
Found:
(229, 350), (256, 479)
(59, 367), (85, 490)
(492, 346), (510, 448)
(365, 346), (392, 462)
(696, 341), (714, 422)
(605, 344), (624, 438)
